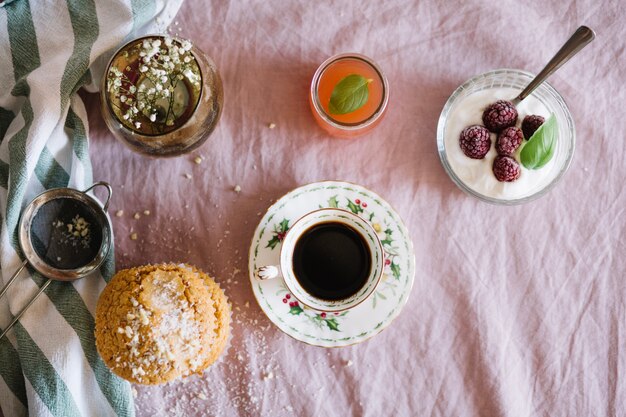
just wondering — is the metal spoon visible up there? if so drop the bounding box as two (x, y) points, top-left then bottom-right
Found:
(511, 25), (595, 106)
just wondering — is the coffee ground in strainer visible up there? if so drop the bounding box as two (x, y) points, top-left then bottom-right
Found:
(30, 198), (103, 270)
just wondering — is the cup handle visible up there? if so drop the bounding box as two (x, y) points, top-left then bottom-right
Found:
(255, 265), (281, 280)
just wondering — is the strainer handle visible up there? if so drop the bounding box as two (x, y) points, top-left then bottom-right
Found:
(82, 181), (113, 213)
(0, 278), (52, 340)
(0, 259), (28, 300)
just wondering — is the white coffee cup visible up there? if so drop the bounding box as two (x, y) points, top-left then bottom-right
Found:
(255, 208), (384, 312)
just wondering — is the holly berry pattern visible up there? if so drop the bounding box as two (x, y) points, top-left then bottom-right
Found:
(275, 282), (345, 330)
(266, 218), (290, 249)
(288, 300), (304, 315)
(347, 198), (364, 215)
(277, 285), (345, 331)
(314, 313), (342, 332)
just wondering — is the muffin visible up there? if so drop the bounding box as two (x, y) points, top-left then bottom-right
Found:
(95, 263), (230, 385)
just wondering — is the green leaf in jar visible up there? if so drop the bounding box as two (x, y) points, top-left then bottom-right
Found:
(520, 114), (558, 169)
(328, 74), (372, 115)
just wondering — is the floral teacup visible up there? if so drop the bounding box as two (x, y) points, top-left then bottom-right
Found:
(255, 208), (384, 312)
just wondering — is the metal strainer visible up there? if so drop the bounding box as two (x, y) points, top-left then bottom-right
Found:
(0, 182), (113, 339)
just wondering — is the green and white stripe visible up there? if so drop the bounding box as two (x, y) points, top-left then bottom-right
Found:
(0, 0), (183, 416)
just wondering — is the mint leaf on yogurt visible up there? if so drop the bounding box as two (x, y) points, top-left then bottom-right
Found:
(520, 114), (557, 170)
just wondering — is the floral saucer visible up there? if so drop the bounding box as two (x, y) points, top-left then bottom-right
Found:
(248, 181), (415, 347)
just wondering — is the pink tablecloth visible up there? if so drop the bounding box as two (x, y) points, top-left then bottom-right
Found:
(83, 1), (624, 415)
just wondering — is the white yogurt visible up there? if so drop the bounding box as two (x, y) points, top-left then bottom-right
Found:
(444, 87), (555, 200)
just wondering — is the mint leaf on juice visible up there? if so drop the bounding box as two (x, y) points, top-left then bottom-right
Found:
(520, 114), (558, 170)
(328, 74), (372, 115)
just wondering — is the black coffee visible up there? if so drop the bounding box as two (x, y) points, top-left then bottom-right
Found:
(30, 198), (103, 270)
(292, 222), (371, 301)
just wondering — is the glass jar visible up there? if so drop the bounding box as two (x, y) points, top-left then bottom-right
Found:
(100, 35), (223, 157)
(309, 53), (389, 138)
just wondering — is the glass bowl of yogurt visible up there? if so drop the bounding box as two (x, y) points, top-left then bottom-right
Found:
(437, 69), (575, 204)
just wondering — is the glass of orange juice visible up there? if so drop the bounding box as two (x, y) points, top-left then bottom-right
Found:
(309, 53), (389, 138)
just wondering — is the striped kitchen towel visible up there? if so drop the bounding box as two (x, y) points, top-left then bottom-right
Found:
(0, 0), (183, 416)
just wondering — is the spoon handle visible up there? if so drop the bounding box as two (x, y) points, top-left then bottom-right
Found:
(514, 26), (595, 104)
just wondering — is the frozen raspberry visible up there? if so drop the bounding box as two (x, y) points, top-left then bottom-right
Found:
(482, 100), (518, 133)
(492, 155), (521, 182)
(459, 125), (491, 159)
(522, 115), (545, 140)
(496, 127), (523, 156)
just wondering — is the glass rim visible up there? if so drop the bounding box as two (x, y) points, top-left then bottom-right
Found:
(310, 53), (389, 131)
(102, 34), (205, 137)
(436, 68), (576, 206)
